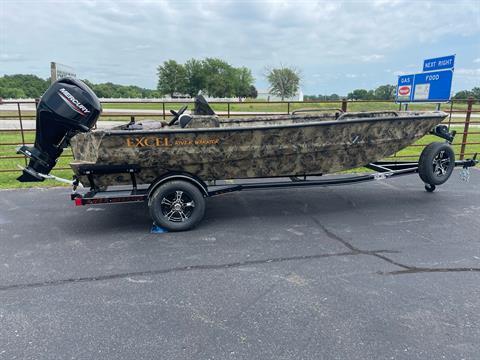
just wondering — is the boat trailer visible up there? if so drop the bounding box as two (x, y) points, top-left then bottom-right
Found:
(41, 124), (480, 231)
(71, 157), (478, 207)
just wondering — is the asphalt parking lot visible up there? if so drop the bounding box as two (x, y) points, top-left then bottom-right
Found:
(1, 169), (479, 359)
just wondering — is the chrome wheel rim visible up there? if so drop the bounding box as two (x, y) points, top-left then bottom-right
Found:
(432, 150), (451, 177)
(160, 190), (195, 222)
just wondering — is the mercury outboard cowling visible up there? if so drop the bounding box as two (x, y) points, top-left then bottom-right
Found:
(17, 78), (101, 182)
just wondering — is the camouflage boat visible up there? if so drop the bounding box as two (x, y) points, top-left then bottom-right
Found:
(68, 109), (447, 189)
(20, 78), (473, 231)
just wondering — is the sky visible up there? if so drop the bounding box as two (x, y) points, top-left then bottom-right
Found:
(1, 0), (479, 95)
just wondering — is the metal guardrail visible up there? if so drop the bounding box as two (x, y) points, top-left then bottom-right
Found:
(0, 98), (478, 175)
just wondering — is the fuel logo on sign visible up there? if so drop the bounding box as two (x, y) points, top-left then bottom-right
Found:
(398, 85), (411, 96)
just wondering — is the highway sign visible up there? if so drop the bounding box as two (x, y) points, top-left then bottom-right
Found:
(396, 74), (415, 102)
(423, 55), (455, 72)
(396, 55), (455, 103)
(412, 69), (453, 102)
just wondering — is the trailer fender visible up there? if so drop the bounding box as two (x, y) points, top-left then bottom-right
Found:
(147, 173), (209, 199)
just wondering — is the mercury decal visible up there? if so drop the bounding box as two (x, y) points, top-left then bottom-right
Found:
(58, 88), (91, 116)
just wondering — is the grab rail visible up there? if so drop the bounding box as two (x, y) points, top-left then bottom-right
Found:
(291, 108), (344, 115)
(336, 111), (399, 121)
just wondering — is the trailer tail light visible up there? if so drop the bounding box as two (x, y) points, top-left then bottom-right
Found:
(73, 193), (147, 206)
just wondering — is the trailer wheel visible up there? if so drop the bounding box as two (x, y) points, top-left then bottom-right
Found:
(419, 142), (455, 186)
(148, 180), (206, 231)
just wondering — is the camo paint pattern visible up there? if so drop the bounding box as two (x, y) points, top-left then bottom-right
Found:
(69, 111), (447, 189)
(185, 116), (220, 128)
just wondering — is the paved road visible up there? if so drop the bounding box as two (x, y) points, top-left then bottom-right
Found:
(1, 170), (479, 359)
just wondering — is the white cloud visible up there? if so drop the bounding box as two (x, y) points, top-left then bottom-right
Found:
(345, 73), (367, 78)
(456, 68), (480, 77)
(1, 0), (479, 93)
(359, 54), (385, 62)
(474, 58), (480, 63)
(0, 54), (26, 62)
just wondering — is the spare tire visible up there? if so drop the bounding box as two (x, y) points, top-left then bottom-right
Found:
(418, 142), (455, 186)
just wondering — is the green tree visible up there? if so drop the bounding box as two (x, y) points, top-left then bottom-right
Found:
(83, 80), (160, 98)
(157, 60), (187, 97)
(266, 66), (301, 101)
(348, 89), (369, 100)
(247, 85), (258, 99)
(203, 58), (236, 98)
(184, 59), (206, 97)
(94, 83), (115, 98)
(0, 87), (27, 98)
(157, 58), (256, 98)
(0, 74), (48, 98)
(471, 87), (480, 100)
(453, 88), (480, 100)
(306, 94), (338, 101)
(0, 74), (162, 99)
(233, 67), (254, 99)
(453, 90), (472, 99)
(374, 84), (396, 100)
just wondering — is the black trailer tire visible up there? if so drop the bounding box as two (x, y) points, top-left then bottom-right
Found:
(418, 142), (455, 186)
(148, 180), (206, 231)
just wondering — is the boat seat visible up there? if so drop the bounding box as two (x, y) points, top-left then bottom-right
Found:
(180, 115), (220, 128)
(116, 120), (164, 130)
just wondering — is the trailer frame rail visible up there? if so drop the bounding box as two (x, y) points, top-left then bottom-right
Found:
(71, 158), (478, 206)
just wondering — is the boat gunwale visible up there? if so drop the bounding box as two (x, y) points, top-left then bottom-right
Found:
(99, 112), (447, 136)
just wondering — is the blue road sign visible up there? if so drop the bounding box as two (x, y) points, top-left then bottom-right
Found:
(396, 55), (455, 103)
(412, 69), (453, 102)
(396, 70), (453, 103)
(423, 55), (455, 72)
(396, 74), (415, 102)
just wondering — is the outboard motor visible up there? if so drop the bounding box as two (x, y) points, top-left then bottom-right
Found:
(17, 78), (101, 182)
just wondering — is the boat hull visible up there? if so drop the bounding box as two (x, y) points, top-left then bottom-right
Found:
(70, 113), (446, 188)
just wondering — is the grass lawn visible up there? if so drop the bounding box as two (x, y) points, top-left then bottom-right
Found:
(1, 125), (478, 189)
